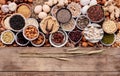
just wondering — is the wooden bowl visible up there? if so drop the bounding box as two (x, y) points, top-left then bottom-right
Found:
(16, 3), (31, 18)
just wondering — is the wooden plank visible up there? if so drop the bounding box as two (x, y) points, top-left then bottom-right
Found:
(0, 72), (120, 76)
(0, 47), (120, 72)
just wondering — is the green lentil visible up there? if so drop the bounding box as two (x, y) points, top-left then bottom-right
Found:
(101, 33), (114, 44)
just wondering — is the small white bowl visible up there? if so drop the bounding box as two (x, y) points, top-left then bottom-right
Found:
(1, 30), (15, 45)
(67, 2), (81, 18)
(31, 32), (46, 47)
(100, 34), (116, 46)
(68, 30), (83, 44)
(51, 5), (65, 18)
(49, 30), (68, 47)
(1, 14), (12, 30)
(76, 15), (90, 30)
(84, 23), (104, 43)
(9, 13), (27, 32)
(15, 31), (29, 46)
(26, 18), (39, 28)
(61, 18), (76, 32)
(23, 25), (39, 41)
(86, 4), (105, 23)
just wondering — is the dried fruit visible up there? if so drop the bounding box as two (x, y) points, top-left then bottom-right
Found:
(24, 25), (39, 40)
(32, 32), (45, 46)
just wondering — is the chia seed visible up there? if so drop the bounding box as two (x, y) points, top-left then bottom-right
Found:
(56, 8), (72, 24)
(10, 14), (25, 31)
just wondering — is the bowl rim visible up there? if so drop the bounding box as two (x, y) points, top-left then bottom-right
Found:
(60, 18), (76, 32)
(9, 13), (27, 32)
(1, 30), (15, 45)
(83, 23), (104, 43)
(40, 16), (60, 34)
(16, 3), (32, 18)
(67, 2), (81, 18)
(76, 15), (91, 30)
(50, 5), (63, 18)
(1, 14), (12, 30)
(102, 20), (118, 34)
(100, 33), (116, 46)
(86, 4), (105, 23)
(26, 18), (39, 28)
(49, 30), (68, 47)
(23, 25), (39, 41)
(31, 31), (46, 47)
(68, 30), (83, 44)
(15, 31), (29, 46)
(56, 8), (72, 24)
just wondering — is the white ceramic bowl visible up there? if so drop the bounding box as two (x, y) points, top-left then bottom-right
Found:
(76, 15), (90, 30)
(49, 30), (68, 47)
(26, 18), (39, 28)
(1, 30), (15, 45)
(9, 13), (26, 32)
(100, 34), (116, 46)
(31, 32), (46, 47)
(68, 30), (83, 44)
(61, 18), (76, 32)
(67, 2), (81, 18)
(86, 4), (105, 23)
(23, 25), (39, 41)
(15, 31), (29, 46)
(84, 23), (104, 43)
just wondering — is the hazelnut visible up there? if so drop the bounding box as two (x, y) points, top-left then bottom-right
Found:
(0, 0), (6, 4)
(28, 0), (33, 3)
(82, 42), (88, 47)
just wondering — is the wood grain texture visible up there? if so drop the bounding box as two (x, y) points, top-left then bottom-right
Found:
(0, 47), (120, 72)
(0, 72), (120, 76)
(0, 0), (120, 75)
